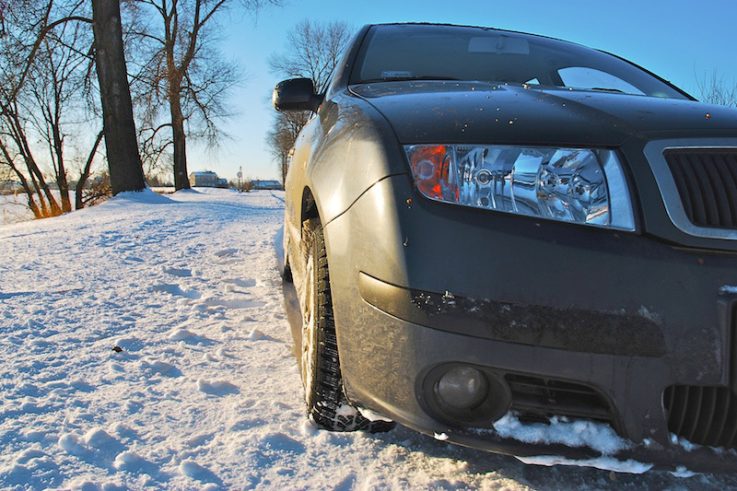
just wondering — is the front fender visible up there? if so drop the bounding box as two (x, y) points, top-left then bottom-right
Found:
(305, 89), (408, 226)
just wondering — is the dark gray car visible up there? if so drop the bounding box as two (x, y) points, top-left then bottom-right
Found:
(274, 23), (737, 472)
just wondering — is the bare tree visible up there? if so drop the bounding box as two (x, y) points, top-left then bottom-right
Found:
(0, 0), (141, 215)
(24, 19), (98, 212)
(269, 20), (351, 93)
(75, 129), (105, 208)
(92, 0), (146, 195)
(132, 0), (279, 191)
(266, 111), (307, 185)
(0, 0), (76, 217)
(697, 70), (737, 108)
(267, 20), (351, 185)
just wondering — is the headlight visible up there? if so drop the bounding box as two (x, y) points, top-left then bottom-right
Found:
(405, 144), (635, 231)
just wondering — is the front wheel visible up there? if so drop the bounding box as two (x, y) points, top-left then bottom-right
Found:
(300, 218), (394, 433)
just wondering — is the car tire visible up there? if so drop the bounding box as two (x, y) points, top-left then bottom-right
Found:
(301, 218), (394, 433)
(281, 259), (293, 283)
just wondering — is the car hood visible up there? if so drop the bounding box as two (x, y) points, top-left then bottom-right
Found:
(350, 81), (737, 146)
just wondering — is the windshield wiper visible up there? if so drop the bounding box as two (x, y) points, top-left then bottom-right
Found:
(591, 87), (625, 94)
(356, 75), (459, 84)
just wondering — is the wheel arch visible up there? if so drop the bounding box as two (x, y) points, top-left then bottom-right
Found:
(300, 186), (319, 228)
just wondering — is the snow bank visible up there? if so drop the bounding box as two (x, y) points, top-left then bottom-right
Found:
(107, 188), (173, 205)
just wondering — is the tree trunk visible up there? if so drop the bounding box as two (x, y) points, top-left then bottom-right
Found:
(9, 165), (42, 219)
(51, 121), (72, 212)
(6, 105), (62, 216)
(76, 130), (104, 209)
(22, 151), (61, 216)
(28, 170), (50, 216)
(281, 155), (288, 189)
(168, 81), (190, 191)
(91, 0), (145, 195)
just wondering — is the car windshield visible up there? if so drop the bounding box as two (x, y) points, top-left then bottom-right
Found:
(351, 24), (688, 100)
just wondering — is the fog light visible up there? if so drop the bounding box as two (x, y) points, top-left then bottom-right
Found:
(435, 366), (489, 410)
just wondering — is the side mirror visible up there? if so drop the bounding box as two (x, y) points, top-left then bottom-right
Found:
(272, 78), (322, 112)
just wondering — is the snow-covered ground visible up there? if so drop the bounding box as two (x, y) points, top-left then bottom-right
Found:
(1, 193), (37, 225)
(1, 188), (736, 490)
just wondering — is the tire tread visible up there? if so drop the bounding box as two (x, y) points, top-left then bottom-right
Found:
(302, 218), (394, 433)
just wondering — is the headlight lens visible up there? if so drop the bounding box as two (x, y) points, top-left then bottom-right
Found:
(405, 144), (635, 231)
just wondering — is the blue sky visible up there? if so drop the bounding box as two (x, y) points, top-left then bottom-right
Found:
(188, 0), (737, 181)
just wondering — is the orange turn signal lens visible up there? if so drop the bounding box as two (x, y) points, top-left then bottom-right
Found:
(406, 145), (453, 200)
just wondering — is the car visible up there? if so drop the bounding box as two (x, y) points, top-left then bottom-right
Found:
(273, 23), (737, 473)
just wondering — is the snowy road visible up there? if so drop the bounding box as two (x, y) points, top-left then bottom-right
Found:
(1, 189), (735, 489)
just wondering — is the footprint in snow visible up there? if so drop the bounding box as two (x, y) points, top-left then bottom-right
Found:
(96, 231), (124, 247)
(259, 433), (306, 454)
(136, 218), (165, 229)
(58, 428), (125, 458)
(113, 451), (159, 476)
(246, 328), (280, 342)
(230, 418), (268, 432)
(180, 460), (223, 486)
(199, 296), (264, 310)
(168, 328), (213, 345)
(184, 432), (215, 448)
(20, 429), (47, 442)
(15, 449), (48, 465)
(197, 379), (239, 396)
(69, 379), (96, 393)
(334, 472), (358, 491)
(214, 247), (239, 258)
(4, 451), (61, 489)
(163, 266), (192, 277)
(141, 360), (182, 378)
(58, 434), (87, 456)
(113, 337), (144, 352)
(110, 422), (139, 442)
(151, 283), (201, 300)
(224, 278), (257, 288)
(251, 433), (306, 468)
(84, 428), (126, 455)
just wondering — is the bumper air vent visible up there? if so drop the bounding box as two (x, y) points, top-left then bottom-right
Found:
(506, 374), (615, 426)
(664, 149), (737, 229)
(664, 385), (737, 449)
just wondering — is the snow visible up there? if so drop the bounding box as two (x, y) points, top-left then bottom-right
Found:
(671, 466), (697, 478)
(357, 407), (394, 423)
(671, 433), (699, 452)
(516, 455), (653, 474)
(0, 194), (36, 225)
(2, 188), (737, 489)
(0, 191), (68, 225)
(492, 413), (630, 455)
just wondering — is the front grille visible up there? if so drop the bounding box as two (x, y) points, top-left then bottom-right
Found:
(664, 149), (737, 229)
(664, 385), (737, 449)
(506, 374), (615, 425)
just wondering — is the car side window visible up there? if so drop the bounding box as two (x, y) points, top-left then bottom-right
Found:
(557, 67), (645, 95)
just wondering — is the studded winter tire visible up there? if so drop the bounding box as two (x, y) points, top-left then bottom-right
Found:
(300, 218), (394, 433)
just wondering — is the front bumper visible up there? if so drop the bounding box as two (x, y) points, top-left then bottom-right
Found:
(321, 174), (737, 472)
(355, 273), (737, 473)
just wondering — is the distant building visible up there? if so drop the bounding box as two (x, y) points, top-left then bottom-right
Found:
(189, 171), (228, 188)
(250, 179), (282, 190)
